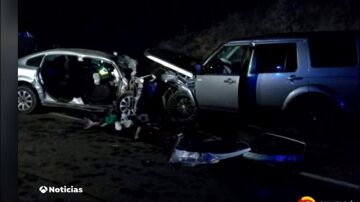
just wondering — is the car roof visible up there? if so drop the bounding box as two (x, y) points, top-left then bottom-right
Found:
(18, 48), (115, 67)
(21, 48), (113, 60)
(227, 31), (360, 43)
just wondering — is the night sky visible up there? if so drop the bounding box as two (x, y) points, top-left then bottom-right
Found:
(19, 0), (265, 56)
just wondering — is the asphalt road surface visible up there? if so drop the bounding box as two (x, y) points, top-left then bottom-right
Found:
(19, 111), (360, 202)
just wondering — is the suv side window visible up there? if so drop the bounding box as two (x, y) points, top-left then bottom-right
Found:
(309, 35), (357, 67)
(253, 43), (297, 73)
(203, 45), (252, 75)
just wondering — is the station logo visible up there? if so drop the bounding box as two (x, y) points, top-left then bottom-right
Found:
(39, 185), (83, 194)
(39, 186), (48, 193)
(298, 196), (316, 202)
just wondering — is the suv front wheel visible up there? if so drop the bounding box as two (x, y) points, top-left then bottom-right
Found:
(166, 90), (198, 122)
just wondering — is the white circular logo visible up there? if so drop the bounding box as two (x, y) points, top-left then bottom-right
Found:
(39, 186), (48, 194)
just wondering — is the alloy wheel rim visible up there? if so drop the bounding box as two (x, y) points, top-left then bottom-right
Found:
(18, 90), (33, 111)
(119, 96), (135, 116)
(168, 96), (194, 118)
(177, 98), (193, 116)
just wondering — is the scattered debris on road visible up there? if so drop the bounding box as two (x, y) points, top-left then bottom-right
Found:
(169, 133), (251, 166)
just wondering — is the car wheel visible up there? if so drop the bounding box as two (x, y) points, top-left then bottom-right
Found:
(18, 85), (39, 114)
(287, 97), (338, 138)
(166, 90), (198, 122)
(117, 92), (136, 117)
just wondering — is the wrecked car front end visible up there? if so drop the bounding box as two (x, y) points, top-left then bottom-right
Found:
(145, 49), (199, 122)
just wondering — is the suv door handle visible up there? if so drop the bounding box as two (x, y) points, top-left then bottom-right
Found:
(287, 75), (303, 81)
(224, 78), (235, 84)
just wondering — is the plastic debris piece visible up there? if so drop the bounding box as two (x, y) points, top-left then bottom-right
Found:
(169, 133), (251, 167)
(100, 122), (108, 127)
(123, 120), (133, 128)
(114, 121), (122, 131)
(134, 126), (142, 140)
(137, 114), (150, 123)
(71, 97), (84, 105)
(104, 114), (117, 124)
(141, 160), (154, 167)
(83, 118), (100, 130)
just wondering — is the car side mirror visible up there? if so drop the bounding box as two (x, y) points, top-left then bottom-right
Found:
(194, 64), (202, 74)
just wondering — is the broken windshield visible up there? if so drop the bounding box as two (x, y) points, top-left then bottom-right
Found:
(112, 54), (138, 79)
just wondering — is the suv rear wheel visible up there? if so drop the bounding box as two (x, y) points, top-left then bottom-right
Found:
(287, 96), (339, 137)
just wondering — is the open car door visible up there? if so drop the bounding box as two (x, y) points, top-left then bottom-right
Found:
(40, 54), (77, 103)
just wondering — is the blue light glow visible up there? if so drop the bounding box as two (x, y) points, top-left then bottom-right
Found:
(273, 155), (286, 161)
(19, 31), (34, 38)
(243, 152), (303, 163)
(339, 101), (345, 109)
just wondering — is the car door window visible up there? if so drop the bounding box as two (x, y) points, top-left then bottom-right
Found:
(42, 55), (78, 79)
(252, 43), (297, 73)
(26, 55), (44, 67)
(42, 55), (67, 80)
(203, 45), (252, 75)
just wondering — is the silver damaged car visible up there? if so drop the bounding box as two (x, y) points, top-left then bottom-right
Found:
(18, 49), (137, 114)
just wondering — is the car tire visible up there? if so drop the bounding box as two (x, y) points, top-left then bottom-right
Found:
(18, 85), (39, 114)
(116, 92), (136, 117)
(166, 90), (198, 122)
(286, 96), (339, 138)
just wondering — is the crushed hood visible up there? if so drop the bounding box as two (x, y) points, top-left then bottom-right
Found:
(145, 49), (201, 78)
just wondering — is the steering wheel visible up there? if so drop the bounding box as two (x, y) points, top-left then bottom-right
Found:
(219, 57), (232, 66)
(203, 57), (232, 74)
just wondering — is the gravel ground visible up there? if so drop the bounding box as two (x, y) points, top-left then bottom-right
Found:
(19, 112), (360, 201)
(19, 113), (242, 202)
